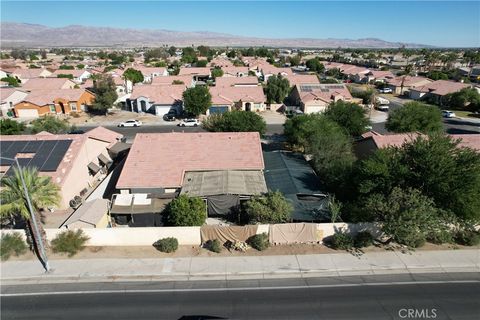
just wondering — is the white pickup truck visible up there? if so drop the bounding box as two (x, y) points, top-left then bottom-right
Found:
(375, 97), (390, 111)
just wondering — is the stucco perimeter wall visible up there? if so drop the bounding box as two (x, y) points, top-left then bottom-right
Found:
(1, 223), (382, 247)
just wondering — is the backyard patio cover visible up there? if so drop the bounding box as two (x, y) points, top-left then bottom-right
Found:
(180, 170), (267, 197)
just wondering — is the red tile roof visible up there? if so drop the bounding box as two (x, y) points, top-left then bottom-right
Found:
(116, 132), (264, 189)
(412, 80), (470, 96)
(178, 67), (211, 76)
(283, 74), (320, 87)
(21, 78), (76, 90)
(215, 76), (259, 87)
(151, 75), (193, 86)
(209, 85), (265, 104)
(387, 76), (432, 87)
(130, 84), (186, 105)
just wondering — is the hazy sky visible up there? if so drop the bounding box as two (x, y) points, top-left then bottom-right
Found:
(1, 1), (479, 47)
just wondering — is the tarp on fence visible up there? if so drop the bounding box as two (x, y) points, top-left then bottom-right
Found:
(200, 225), (258, 244)
(207, 194), (240, 216)
(269, 223), (322, 245)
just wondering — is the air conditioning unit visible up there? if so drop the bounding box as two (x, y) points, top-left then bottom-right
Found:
(69, 195), (82, 209)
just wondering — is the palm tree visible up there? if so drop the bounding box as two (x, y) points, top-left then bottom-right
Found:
(0, 167), (60, 258)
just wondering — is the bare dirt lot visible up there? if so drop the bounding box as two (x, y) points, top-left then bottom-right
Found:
(6, 242), (477, 262)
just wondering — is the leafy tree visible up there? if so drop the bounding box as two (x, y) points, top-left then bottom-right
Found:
(197, 45), (210, 57)
(153, 61), (167, 67)
(0, 167), (60, 258)
(265, 75), (290, 103)
(0, 119), (25, 135)
(350, 88), (375, 104)
(59, 65), (74, 70)
(324, 101), (370, 136)
(123, 68), (144, 84)
(353, 135), (480, 222)
(211, 67), (224, 79)
(245, 191), (293, 224)
(40, 50), (47, 60)
(57, 74), (74, 79)
(164, 195), (206, 226)
(427, 70), (449, 81)
(91, 74), (118, 114)
(30, 115), (72, 134)
(306, 59), (325, 73)
(168, 46), (177, 56)
(444, 88), (480, 112)
(326, 68), (342, 79)
(10, 49), (27, 61)
(386, 102), (443, 133)
(202, 110), (266, 135)
(144, 48), (168, 62)
(365, 187), (440, 248)
(51, 230), (89, 257)
(76, 64), (85, 69)
(182, 47), (197, 64)
(107, 52), (126, 65)
(182, 86), (212, 116)
(195, 60), (208, 67)
(227, 50), (236, 58)
(288, 55), (301, 66)
(29, 54), (38, 61)
(1, 76), (20, 87)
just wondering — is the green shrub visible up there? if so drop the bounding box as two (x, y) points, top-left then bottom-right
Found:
(0, 233), (28, 260)
(51, 229), (89, 257)
(247, 233), (269, 251)
(205, 239), (222, 253)
(354, 231), (374, 248)
(427, 228), (454, 245)
(153, 237), (178, 253)
(331, 231), (354, 250)
(455, 229), (480, 246)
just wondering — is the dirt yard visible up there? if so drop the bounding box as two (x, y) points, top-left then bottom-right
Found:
(6, 241), (477, 262)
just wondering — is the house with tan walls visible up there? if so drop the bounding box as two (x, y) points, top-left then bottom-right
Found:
(0, 127), (123, 209)
(289, 83), (355, 113)
(13, 89), (95, 118)
(208, 85), (266, 114)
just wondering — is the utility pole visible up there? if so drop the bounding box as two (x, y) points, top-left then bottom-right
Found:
(1, 156), (50, 272)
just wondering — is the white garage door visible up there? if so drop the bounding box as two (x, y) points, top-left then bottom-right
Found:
(16, 109), (39, 118)
(155, 105), (172, 116)
(305, 106), (326, 114)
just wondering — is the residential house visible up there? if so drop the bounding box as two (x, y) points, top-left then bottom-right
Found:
(289, 83), (354, 113)
(13, 89), (95, 118)
(11, 68), (52, 82)
(0, 127), (122, 209)
(0, 68), (11, 79)
(126, 84), (186, 116)
(208, 85), (266, 114)
(178, 67), (211, 82)
(362, 70), (395, 83)
(283, 74), (320, 87)
(0, 88), (28, 117)
(115, 132), (266, 218)
(52, 69), (91, 83)
(354, 131), (480, 159)
(386, 76), (433, 95)
(215, 76), (259, 88)
(221, 66), (249, 77)
(209, 57), (234, 68)
(151, 75), (195, 87)
(134, 66), (169, 83)
(340, 65), (370, 82)
(21, 78), (77, 91)
(260, 66), (292, 82)
(409, 80), (471, 104)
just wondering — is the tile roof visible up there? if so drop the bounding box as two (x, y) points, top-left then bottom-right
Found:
(21, 78), (76, 90)
(387, 76), (432, 87)
(261, 66), (293, 76)
(52, 69), (89, 77)
(0, 88), (27, 102)
(134, 66), (167, 75)
(21, 89), (88, 106)
(209, 57), (234, 68)
(221, 66), (249, 76)
(129, 84), (186, 105)
(1, 127), (121, 187)
(215, 76), (259, 87)
(283, 74), (320, 87)
(117, 132), (264, 189)
(412, 80), (470, 96)
(178, 67), (211, 76)
(11, 68), (51, 79)
(209, 85), (265, 104)
(150, 75), (193, 86)
(296, 83), (353, 104)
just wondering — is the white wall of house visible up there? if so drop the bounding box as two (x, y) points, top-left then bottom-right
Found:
(0, 90), (28, 115)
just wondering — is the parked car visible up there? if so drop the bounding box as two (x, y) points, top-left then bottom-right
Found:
(163, 112), (176, 121)
(376, 97), (390, 105)
(178, 119), (200, 127)
(376, 105), (390, 111)
(118, 119), (142, 127)
(378, 87), (393, 93)
(442, 110), (456, 118)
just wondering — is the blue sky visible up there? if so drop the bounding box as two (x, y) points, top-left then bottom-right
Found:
(1, 1), (479, 47)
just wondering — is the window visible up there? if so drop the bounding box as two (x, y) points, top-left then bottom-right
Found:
(49, 104), (56, 113)
(70, 102), (77, 111)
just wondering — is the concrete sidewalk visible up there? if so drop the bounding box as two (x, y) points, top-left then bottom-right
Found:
(1, 249), (478, 285)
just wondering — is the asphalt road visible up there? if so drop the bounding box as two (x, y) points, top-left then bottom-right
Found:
(2, 274), (479, 320)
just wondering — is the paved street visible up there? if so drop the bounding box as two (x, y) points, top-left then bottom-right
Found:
(2, 274), (479, 320)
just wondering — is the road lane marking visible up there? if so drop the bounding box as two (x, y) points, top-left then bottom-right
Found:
(2, 280), (479, 297)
